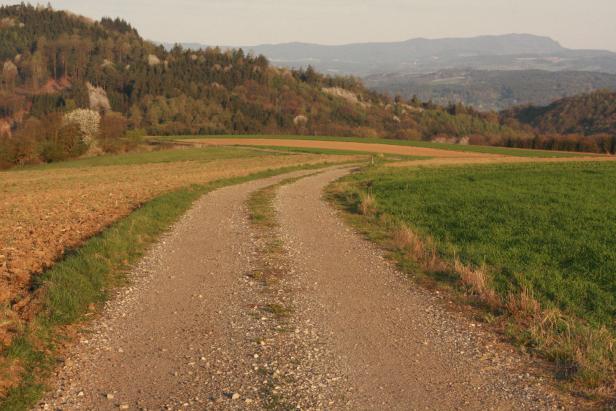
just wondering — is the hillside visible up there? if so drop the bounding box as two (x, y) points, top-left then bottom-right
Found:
(365, 70), (616, 111)
(0, 4), (390, 137)
(504, 90), (616, 138)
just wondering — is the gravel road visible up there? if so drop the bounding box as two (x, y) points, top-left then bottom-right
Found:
(275, 168), (576, 410)
(39, 167), (578, 410)
(40, 169), (319, 410)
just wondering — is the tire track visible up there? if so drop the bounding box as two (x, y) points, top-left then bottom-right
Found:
(39, 169), (321, 411)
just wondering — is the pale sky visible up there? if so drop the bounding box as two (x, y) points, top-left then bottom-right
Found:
(4, 0), (616, 51)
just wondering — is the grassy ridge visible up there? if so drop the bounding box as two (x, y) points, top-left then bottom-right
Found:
(330, 161), (616, 397)
(0, 161), (345, 411)
(169, 134), (592, 158)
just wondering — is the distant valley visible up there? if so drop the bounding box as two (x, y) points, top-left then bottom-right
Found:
(174, 34), (616, 110)
(365, 69), (616, 111)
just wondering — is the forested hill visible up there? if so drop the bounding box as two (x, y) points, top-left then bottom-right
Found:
(0, 4), (510, 139)
(0, 4), (378, 137)
(503, 90), (616, 137)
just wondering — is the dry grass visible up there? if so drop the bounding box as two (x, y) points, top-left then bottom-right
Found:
(358, 192), (377, 216)
(453, 257), (500, 309)
(373, 218), (615, 399)
(506, 287), (541, 319)
(392, 225), (439, 271)
(393, 222), (498, 306)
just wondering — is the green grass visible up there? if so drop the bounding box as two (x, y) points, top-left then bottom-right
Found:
(12, 146), (280, 171)
(333, 161), (616, 394)
(344, 162), (616, 328)
(0, 161), (343, 411)
(169, 134), (592, 158)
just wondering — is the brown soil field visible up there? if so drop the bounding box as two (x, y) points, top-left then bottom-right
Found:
(0, 151), (358, 346)
(181, 138), (499, 158)
(387, 155), (616, 168)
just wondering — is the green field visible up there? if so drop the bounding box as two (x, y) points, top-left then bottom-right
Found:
(343, 162), (616, 327)
(335, 161), (616, 389)
(167, 134), (593, 158)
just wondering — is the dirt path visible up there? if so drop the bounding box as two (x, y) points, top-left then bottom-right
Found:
(39, 169), (323, 410)
(275, 168), (574, 410)
(40, 167), (576, 410)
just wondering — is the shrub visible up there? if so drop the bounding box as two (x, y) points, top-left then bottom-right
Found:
(39, 122), (87, 162)
(39, 113), (88, 162)
(99, 112), (128, 153)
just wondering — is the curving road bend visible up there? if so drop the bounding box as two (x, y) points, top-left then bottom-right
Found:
(39, 167), (575, 410)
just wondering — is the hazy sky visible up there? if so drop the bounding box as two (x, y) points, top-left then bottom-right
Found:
(6, 0), (616, 51)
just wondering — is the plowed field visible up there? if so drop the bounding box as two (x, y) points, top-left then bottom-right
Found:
(0, 147), (359, 344)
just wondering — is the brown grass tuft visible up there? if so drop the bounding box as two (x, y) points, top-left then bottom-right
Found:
(454, 257), (500, 308)
(507, 287), (541, 320)
(391, 224), (445, 272)
(392, 225), (421, 253)
(422, 236), (443, 272)
(358, 192), (377, 216)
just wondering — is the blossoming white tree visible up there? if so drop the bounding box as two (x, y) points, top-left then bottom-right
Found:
(64, 109), (101, 145)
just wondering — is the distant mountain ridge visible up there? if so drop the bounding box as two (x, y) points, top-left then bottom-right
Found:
(170, 34), (616, 76)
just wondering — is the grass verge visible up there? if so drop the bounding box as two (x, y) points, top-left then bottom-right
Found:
(0, 162), (345, 411)
(326, 161), (616, 404)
